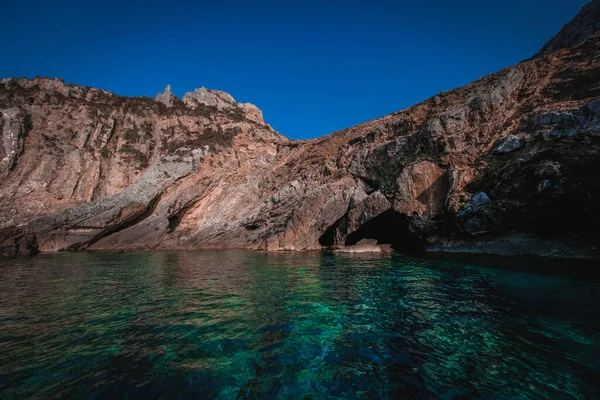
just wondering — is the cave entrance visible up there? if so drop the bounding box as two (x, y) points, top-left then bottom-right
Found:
(345, 210), (423, 254)
(318, 223), (338, 247)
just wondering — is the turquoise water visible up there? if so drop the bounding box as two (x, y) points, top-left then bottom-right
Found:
(0, 251), (599, 399)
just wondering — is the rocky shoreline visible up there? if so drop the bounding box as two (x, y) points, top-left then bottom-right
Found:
(1, 1), (600, 259)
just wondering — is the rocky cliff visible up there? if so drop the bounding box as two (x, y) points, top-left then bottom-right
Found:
(537, 0), (600, 56)
(1, 1), (600, 257)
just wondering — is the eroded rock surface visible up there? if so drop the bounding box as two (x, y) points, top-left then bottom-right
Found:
(1, 2), (600, 257)
(492, 135), (524, 154)
(333, 239), (393, 254)
(538, 0), (600, 55)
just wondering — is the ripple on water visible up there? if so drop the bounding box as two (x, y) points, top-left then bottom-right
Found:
(0, 250), (599, 399)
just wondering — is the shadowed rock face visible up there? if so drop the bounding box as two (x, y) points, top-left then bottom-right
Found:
(1, 1), (600, 257)
(537, 0), (600, 56)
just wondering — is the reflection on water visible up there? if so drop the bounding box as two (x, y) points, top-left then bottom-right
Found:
(0, 251), (599, 399)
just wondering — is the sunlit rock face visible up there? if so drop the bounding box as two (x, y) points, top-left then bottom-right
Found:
(182, 87), (237, 110)
(155, 84), (174, 108)
(1, 1), (600, 257)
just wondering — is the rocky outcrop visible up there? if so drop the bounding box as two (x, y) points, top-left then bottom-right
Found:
(333, 239), (392, 254)
(155, 84), (174, 108)
(182, 87), (237, 110)
(0, 226), (38, 257)
(492, 135), (524, 154)
(0, 107), (28, 176)
(238, 103), (265, 125)
(0, 1), (599, 258)
(537, 0), (600, 56)
(31, 152), (203, 251)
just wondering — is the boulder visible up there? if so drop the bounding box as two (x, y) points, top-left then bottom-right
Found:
(492, 135), (523, 154)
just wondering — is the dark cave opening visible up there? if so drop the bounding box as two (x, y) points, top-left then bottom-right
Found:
(318, 210), (424, 254)
(345, 210), (423, 253)
(167, 215), (180, 233)
(318, 223), (338, 247)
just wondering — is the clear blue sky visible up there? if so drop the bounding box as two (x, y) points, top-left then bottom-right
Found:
(0, 0), (589, 139)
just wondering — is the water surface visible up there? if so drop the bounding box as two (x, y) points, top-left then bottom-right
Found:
(0, 251), (599, 399)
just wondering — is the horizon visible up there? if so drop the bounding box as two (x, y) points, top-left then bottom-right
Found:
(0, 0), (589, 139)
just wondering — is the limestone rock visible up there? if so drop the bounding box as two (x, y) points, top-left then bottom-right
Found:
(537, 0), (600, 56)
(0, 226), (38, 256)
(180, 87), (266, 124)
(394, 161), (447, 217)
(0, 1), (600, 257)
(345, 191), (390, 235)
(333, 239), (393, 254)
(0, 107), (27, 176)
(457, 192), (490, 217)
(492, 135), (524, 154)
(239, 103), (265, 124)
(182, 87), (236, 110)
(155, 84), (175, 108)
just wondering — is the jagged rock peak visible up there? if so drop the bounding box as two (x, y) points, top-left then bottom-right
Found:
(238, 102), (265, 125)
(182, 87), (236, 110)
(155, 84), (175, 107)
(537, 0), (600, 56)
(182, 86), (265, 124)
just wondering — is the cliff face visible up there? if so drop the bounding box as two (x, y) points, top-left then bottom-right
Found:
(1, 1), (600, 257)
(537, 0), (600, 56)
